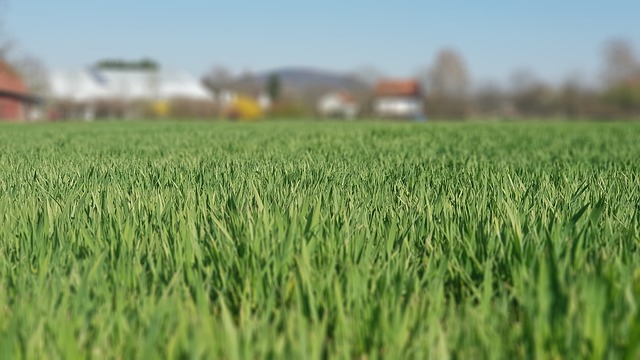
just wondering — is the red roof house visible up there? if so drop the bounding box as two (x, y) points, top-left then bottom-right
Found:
(0, 60), (36, 120)
(373, 79), (424, 119)
(374, 79), (421, 97)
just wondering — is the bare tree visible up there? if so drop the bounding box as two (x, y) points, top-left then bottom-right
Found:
(0, 0), (13, 59)
(352, 65), (383, 88)
(12, 53), (50, 97)
(509, 69), (538, 95)
(424, 49), (471, 119)
(600, 39), (640, 116)
(427, 49), (470, 98)
(202, 65), (233, 96)
(602, 39), (639, 88)
(509, 69), (559, 118)
(557, 73), (597, 119)
(473, 81), (506, 118)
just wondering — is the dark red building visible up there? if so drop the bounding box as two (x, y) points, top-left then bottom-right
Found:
(0, 60), (37, 120)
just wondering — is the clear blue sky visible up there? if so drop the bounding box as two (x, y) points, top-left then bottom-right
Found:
(5, 0), (640, 85)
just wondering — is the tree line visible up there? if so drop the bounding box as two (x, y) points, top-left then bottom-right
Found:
(422, 39), (640, 120)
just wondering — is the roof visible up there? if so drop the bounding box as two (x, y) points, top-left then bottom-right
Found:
(0, 60), (29, 96)
(321, 90), (356, 104)
(374, 79), (421, 97)
(50, 68), (211, 101)
(336, 91), (356, 103)
(50, 69), (110, 101)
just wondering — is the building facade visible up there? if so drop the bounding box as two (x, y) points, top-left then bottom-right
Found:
(0, 61), (38, 121)
(373, 79), (424, 119)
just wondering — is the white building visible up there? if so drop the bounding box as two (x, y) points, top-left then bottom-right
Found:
(49, 67), (212, 119)
(317, 91), (359, 119)
(373, 79), (424, 119)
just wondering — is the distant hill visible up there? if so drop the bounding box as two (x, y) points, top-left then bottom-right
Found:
(257, 67), (368, 91)
(227, 67), (370, 95)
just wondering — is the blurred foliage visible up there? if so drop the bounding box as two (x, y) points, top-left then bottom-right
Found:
(228, 95), (262, 121)
(151, 100), (170, 118)
(95, 58), (159, 71)
(268, 101), (308, 119)
(267, 74), (281, 102)
(169, 98), (218, 119)
(604, 83), (640, 111)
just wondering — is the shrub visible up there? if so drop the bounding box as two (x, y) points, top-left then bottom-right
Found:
(228, 95), (262, 121)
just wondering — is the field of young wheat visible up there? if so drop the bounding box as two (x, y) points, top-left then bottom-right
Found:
(0, 120), (639, 359)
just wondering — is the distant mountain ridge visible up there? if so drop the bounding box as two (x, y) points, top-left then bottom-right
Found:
(258, 67), (367, 90)
(229, 67), (369, 93)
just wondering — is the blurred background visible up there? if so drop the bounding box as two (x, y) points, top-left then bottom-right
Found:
(0, 0), (639, 121)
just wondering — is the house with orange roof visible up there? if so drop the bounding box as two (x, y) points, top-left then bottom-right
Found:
(0, 60), (40, 120)
(373, 79), (424, 119)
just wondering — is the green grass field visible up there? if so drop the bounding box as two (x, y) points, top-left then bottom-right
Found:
(0, 120), (639, 359)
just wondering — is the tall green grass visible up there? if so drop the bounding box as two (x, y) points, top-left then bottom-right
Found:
(0, 121), (639, 359)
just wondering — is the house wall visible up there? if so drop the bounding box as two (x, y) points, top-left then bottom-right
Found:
(318, 95), (342, 114)
(318, 95), (358, 119)
(0, 96), (25, 120)
(375, 97), (422, 118)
